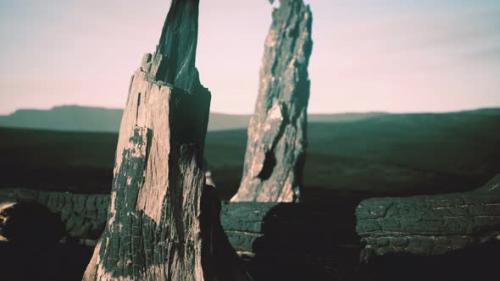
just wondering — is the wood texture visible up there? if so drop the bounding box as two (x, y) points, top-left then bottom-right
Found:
(4, 175), (500, 265)
(356, 174), (500, 259)
(231, 0), (313, 203)
(81, 1), (250, 280)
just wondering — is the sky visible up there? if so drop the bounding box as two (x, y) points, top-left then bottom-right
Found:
(1, 0), (500, 115)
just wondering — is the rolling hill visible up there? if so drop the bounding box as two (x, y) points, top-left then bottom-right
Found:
(1, 108), (498, 200)
(0, 106), (123, 132)
(0, 105), (385, 132)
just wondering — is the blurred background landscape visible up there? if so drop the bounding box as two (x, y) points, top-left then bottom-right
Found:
(1, 105), (499, 201)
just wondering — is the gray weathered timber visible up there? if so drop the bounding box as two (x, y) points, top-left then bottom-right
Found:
(231, 0), (313, 202)
(82, 80), (211, 280)
(356, 174), (500, 260)
(0, 189), (108, 240)
(82, 1), (250, 280)
(150, 0), (201, 93)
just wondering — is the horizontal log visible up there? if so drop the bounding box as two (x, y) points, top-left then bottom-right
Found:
(0, 189), (109, 240)
(356, 174), (500, 259)
(0, 188), (361, 279)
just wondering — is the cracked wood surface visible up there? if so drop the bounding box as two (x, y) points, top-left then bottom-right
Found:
(356, 174), (500, 259)
(231, 0), (313, 203)
(81, 0), (250, 280)
(0, 188), (108, 240)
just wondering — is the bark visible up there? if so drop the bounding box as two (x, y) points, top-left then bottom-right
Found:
(356, 174), (500, 260)
(231, 0), (313, 203)
(0, 189), (107, 241)
(81, 1), (249, 280)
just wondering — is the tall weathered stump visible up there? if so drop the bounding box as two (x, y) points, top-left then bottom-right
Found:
(231, 0), (313, 203)
(83, 1), (249, 280)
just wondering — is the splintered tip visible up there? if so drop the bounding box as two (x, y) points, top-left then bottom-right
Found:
(151, 0), (201, 93)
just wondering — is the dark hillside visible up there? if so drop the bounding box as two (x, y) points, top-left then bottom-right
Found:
(1, 109), (499, 199)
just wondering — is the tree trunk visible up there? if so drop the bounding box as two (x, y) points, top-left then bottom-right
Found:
(231, 0), (313, 203)
(82, 1), (249, 280)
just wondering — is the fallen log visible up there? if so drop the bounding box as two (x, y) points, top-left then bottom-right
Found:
(356, 174), (500, 260)
(0, 189), (108, 240)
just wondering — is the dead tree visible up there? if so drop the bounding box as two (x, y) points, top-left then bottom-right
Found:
(83, 1), (250, 280)
(231, 0), (313, 203)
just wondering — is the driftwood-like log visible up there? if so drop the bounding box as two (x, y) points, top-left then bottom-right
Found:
(0, 189), (108, 241)
(356, 174), (500, 260)
(231, 0), (313, 203)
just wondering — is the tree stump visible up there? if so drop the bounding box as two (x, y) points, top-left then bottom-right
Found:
(83, 1), (250, 280)
(231, 0), (313, 203)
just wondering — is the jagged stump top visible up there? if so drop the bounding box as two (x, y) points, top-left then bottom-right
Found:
(232, 0), (313, 203)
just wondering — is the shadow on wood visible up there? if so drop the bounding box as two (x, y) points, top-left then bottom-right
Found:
(221, 192), (366, 281)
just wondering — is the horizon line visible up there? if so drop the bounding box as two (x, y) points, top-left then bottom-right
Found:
(1, 104), (499, 117)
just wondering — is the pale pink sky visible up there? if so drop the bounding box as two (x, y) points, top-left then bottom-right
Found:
(1, 0), (499, 115)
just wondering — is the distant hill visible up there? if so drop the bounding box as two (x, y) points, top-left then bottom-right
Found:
(1, 108), (499, 200)
(0, 106), (123, 132)
(0, 105), (386, 132)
